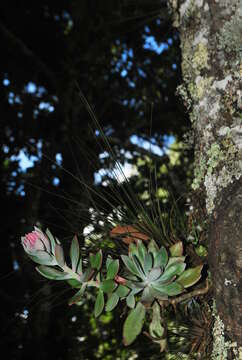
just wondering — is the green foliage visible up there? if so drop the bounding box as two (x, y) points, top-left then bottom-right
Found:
(70, 235), (80, 272)
(123, 302), (146, 346)
(95, 290), (105, 318)
(23, 229), (204, 349)
(36, 265), (72, 280)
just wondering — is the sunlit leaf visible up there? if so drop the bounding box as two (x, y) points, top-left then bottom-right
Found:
(169, 241), (183, 257)
(158, 262), (186, 282)
(166, 256), (185, 268)
(177, 265), (203, 288)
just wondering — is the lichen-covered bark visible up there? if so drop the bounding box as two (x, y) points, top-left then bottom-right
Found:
(209, 178), (242, 347)
(169, 0), (242, 352)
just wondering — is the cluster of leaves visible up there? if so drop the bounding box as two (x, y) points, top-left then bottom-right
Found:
(25, 228), (203, 348)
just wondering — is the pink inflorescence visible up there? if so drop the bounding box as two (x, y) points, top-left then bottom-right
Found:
(24, 231), (39, 248)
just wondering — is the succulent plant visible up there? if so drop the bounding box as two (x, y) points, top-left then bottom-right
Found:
(21, 227), (204, 348)
(121, 240), (203, 307)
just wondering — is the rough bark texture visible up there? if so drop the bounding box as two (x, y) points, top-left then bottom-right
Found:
(209, 178), (242, 345)
(169, 0), (242, 353)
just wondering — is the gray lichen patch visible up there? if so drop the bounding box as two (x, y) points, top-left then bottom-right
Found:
(218, 10), (242, 61)
(192, 129), (242, 213)
(212, 302), (242, 359)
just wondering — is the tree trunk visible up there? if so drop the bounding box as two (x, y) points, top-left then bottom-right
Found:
(169, 0), (242, 352)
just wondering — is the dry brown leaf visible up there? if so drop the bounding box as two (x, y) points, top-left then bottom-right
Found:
(110, 225), (149, 244)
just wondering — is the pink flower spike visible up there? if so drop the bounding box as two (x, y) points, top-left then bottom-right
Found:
(26, 232), (39, 246)
(21, 227), (57, 266)
(23, 230), (51, 252)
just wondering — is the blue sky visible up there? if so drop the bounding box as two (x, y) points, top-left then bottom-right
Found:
(3, 27), (176, 187)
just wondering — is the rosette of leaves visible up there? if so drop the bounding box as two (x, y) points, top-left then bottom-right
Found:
(121, 240), (203, 305)
(120, 240), (203, 346)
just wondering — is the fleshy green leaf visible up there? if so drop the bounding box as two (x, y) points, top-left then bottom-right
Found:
(100, 279), (117, 293)
(67, 279), (82, 288)
(149, 302), (164, 338)
(70, 236), (80, 272)
(169, 241), (183, 257)
(106, 259), (119, 279)
(46, 228), (56, 254)
(80, 267), (94, 282)
(137, 240), (147, 264)
(148, 240), (159, 259)
(55, 244), (65, 267)
(94, 290), (104, 317)
(166, 256), (186, 268)
(141, 287), (153, 303)
(123, 302), (146, 345)
(150, 287), (168, 301)
(177, 265), (203, 288)
(106, 255), (113, 269)
(143, 253), (153, 273)
(157, 262), (186, 283)
(29, 251), (56, 266)
(105, 293), (119, 312)
(121, 255), (141, 277)
(153, 281), (184, 296)
(131, 255), (146, 279)
(68, 284), (87, 305)
(96, 250), (103, 270)
(36, 265), (72, 280)
(148, 267), (162, 282)
(90, 250), (102, 270)
(149, 302), (167, 352)
(195, 245), (208, 257)
(126, 294), (135, 308)
(128, 243), (139, 258)
(154, 247), (168, 268)
(115, 285), (130, 298)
